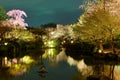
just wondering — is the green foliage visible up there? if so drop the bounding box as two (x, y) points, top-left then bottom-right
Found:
(75, 8), (120, 44)
(28, 27), (47, 36)
(5, 28), (36, 42)
(0, 6), (8, 21)
(40, 22), (56, 28)
(65, 42), (94, 56)
(0, 27), (11, 39)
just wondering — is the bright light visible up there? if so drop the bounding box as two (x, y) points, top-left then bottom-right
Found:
(8, 64), (27, 76)
(4, 57), (8, 65)
(77, 59), (93, 75)
(4, 42), (8, 45)
(45, 40), (59, 48)
(47, 48), (57, 56)
(70, 40), (74, 44)
(20, 56), (34, 64)
(43, 48), (58, 58)
(98, 49), (102, 53)
(62, 40), (66, 44)
(67, 56), (77, 66)
(48, 41), (54, 47)
(50, 32), (54, 35)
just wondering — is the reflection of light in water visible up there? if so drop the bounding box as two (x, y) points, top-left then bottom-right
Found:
(66, 54), (93, 76)
(77, 59), (93, 75)
(56, 48), (67, 62)
(12, 58), (18, 64)
(4, 42), (8, 45)
(43, 48), (58, 59)
(65, 54), (93, 76)
(102, 65), (120, 80)
(115, 66), (120, 72)
(5, 57), (8, 65)
(114, 66), (120, 80)
(20, 55), (34, 64)
(8, 55), (34, 76)
(45, 40), (59, 48)
(55, 48), (93, 76)
(101, 66), (120, 80)
(43, 48), (66, 60)
(48, 48), (55, 56)
(9, 64), (27, 76)
(43, 48), (59, 67)
(42, 48), (67, 67)
(67, 56), (77, 66)
(2, 57), (11, 67)
(47, 40), (55, 47)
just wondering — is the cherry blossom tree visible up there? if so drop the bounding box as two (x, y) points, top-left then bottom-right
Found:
(7, 9), (28, 29)
(49, 24), (75, 40)
(5, 29), (35, 42)
(0, 7), (11, 39)
(82, 0), (120, 15)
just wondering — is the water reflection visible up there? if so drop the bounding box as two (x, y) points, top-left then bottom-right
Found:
(54, 48), (120, 80)
(1, 47), (120, 80)
(38, 55), (48, 78)
(0, 56), (34, 76)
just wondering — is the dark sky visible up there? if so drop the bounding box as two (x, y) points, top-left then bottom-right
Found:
(0, 0), (83, 27)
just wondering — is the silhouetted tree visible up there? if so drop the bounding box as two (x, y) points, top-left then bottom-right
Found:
(40, 22), (56, 28)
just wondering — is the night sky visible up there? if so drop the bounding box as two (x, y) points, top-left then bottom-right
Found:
(0, 0), (83, 27)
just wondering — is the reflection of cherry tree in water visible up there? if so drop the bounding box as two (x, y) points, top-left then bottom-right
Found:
(38, 55), (48, 78)
(0, 40), (20, 68)
(7, 40), (20, 58)
(109, 65), (115, 80)
(87, 64), (115, 80)
(93, 64), (104, 75)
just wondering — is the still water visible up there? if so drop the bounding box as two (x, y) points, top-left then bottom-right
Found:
(1, 48), (120, 80)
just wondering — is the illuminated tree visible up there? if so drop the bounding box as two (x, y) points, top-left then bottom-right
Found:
(49, 25), (68, 39)
(49, 24), (75, 40)
(5, 29), (35, 42)
(7, 9), (28, 29)
(79, 0), (98, 10)
(84, 0), (120, 15)
(0, 7), (11, 39)
(74, 0), (120, 53)
(0, 27), (11, 40)
(74, 7), (120, 53)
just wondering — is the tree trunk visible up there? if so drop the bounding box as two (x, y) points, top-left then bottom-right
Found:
(94, 41), (104, 53)
(109, 65), (115, 80)
(110, 31), (115, 54)
(99, 42), (104, 53)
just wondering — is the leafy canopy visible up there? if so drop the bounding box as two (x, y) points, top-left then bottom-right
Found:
(0, 6), (8, 21)
(74, 7), (120, 43)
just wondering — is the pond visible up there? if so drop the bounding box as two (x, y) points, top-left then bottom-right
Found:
(0, 48), (120, 80)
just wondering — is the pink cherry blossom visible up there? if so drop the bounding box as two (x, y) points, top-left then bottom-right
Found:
(7, 9), (28, 29)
